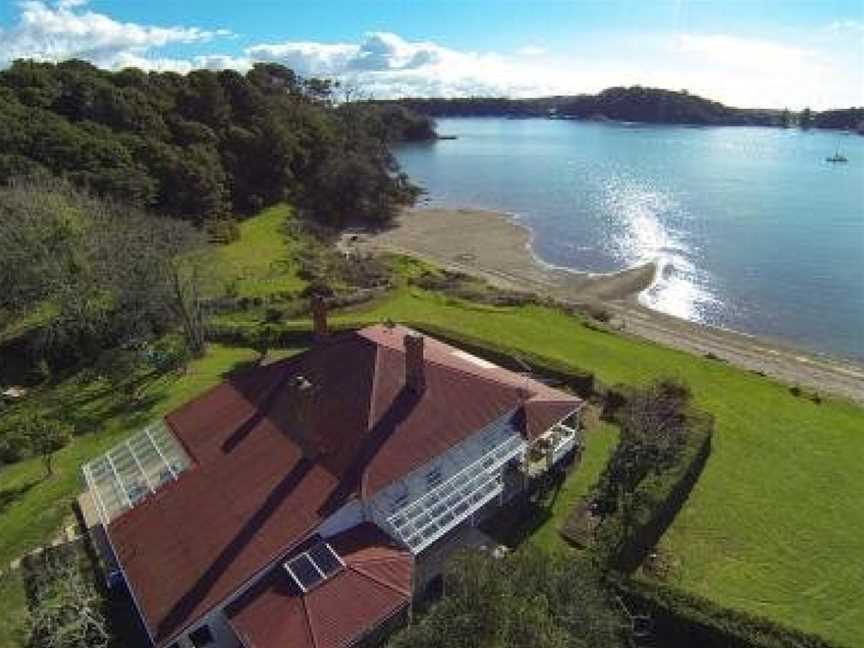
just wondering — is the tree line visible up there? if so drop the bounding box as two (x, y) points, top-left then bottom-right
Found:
(0, 59), (436, 228)
(395, 87), (863, 130)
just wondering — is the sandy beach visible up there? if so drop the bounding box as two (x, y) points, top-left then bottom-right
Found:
(349, 207), (864, 405)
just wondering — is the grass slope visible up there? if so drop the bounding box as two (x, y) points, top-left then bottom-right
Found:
(210, 204), (306, 297)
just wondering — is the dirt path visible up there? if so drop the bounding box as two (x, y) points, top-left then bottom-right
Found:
(348, 208), (864, 405)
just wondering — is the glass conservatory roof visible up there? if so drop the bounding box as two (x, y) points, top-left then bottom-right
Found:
(387, 434), (524, 554)
(82, 421), (191, 524)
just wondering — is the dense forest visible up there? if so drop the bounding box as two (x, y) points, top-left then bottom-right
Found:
(396, 86), (862, 130)
(0, 59), (436, 227)
(811, 107), (864, 131)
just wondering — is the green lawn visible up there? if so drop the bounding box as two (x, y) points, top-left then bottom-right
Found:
(528, 421), (618, 554)
(0, 572), (27, 648)
(210, 204), (306, 297)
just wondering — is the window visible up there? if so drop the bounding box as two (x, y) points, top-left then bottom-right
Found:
(425, 466), (443, 488)
(189, 625), (214, 647)
(284, 541), (345, 592)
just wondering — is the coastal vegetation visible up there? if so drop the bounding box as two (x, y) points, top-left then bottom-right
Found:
(395, 86), (861, 130)
(0, 60), (433, 227)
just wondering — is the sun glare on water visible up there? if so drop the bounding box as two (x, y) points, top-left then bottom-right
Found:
(602, 175), (718, 322)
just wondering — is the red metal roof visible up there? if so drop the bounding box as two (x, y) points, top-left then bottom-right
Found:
(107, 324), (581, 646)
(227, 524), (413, 648)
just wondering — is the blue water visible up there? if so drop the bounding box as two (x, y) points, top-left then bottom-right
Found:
(395, 118), (864, 362)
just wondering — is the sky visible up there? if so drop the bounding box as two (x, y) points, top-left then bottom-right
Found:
(0, 0), (862, 109)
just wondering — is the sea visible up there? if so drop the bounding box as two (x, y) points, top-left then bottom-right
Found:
(395, 117), (864, 363)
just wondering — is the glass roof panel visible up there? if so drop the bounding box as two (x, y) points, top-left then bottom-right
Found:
(82, 421), (191, 524)
(286, 554), (322, 591)
(308, 543), (342, 577)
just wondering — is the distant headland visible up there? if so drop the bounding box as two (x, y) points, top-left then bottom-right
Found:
(381, 86), (864, 132)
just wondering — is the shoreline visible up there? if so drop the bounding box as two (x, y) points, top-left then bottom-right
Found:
(348, 207), (864, 405)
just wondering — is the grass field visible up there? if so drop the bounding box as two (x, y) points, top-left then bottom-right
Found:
(210, 203), (306, 297)
(1, 207), (862, 645)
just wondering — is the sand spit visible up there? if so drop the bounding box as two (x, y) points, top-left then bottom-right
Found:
(347, 207), (864, 405)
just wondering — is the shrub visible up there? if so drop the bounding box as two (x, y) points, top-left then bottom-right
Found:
(23, 544), (110, 648)
(264, 307), (283, 323)
(593, 404), (713, 573)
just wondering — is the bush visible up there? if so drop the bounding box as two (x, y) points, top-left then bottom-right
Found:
(22, 543), (110, 648)
(205, 217), (241, 244)
(594, 406), (713, 573)
(0, 424), (31, 463)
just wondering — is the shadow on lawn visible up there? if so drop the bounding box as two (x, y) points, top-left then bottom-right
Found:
(0, 481), (38, 516)
(480, 472), (568, 548)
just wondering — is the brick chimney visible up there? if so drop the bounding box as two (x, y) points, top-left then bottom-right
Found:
(288, 375), (320, 458)
(311, 295), (328, 340)
(404, 333), (426, 393)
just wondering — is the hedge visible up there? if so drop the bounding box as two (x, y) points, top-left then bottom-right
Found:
(618, 578), (844, 648)
(595, 408), (713, 573)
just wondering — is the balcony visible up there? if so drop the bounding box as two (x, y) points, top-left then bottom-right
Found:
(522, 422), (581, 478)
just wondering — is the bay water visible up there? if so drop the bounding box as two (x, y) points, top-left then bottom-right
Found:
(396, 118), (864, 362)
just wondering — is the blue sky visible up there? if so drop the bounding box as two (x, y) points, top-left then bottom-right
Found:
(1, 0), (862, 108)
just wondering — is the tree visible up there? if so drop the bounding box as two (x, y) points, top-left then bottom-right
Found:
(13, 410), (72, 477)
(388, 547), (626, 648)
(779, 108), (791, 128)
(595, 379), (690, 544)
(800, 107), (813, 129)
(0, 59), (427, 225)
(0, 178), (207, 365)
(27, 549), (110, 648)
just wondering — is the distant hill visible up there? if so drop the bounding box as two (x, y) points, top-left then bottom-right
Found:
(811, 107), (864, 133)
(394, 87), (859, 131)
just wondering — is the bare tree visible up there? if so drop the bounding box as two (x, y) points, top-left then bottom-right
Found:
(28, 550), (110, 648)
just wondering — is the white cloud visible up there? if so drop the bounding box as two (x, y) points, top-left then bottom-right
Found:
(244, 31), (569, 98)
(0, 0), (231, 69)
(675, 34), (821, 74)
(667, 33), (862, 109)
(0, 1), (860, 109)
(516, 45), (547, 57)
(824, 19), (864, 35)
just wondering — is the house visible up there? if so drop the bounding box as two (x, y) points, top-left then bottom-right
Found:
(81, 316), (585, 648)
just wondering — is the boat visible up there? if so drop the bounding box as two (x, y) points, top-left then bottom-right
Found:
(826, 152), (848, 163)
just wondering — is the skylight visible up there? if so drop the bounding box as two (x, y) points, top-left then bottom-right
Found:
(82, 421), (191, 524)
(284, 541), (345, 592)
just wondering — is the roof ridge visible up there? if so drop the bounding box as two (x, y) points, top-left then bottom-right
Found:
(422, 350), (540, 395)
(350, 561), (412, 598)
(300, 591), (319, 648)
